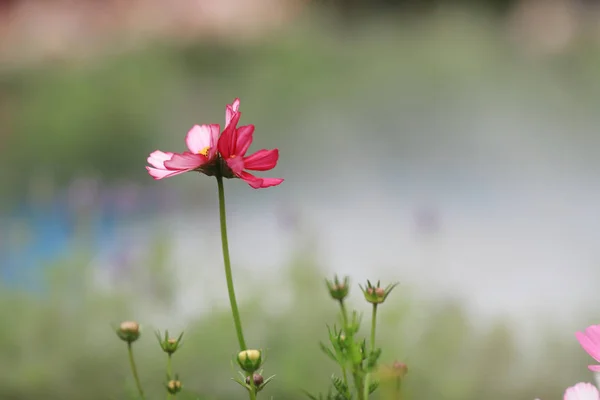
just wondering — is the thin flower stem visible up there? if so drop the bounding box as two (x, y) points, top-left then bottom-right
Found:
(216, 175), (247, 351)
(338, 300), (364, 400)
(248, 374), (258, 400)
(166, 354), (173, 400)
(341, 366), (349, 395)
(363, 304), (378, 399)
(395, 377), (402, 399)
(339, 300), (349, 328)
(370, 304), (378, 353)
(338, 301), (350, 393)
(127, 342), (145, 400)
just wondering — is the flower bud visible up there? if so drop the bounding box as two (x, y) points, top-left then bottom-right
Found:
(116, 321), (140, 343)
(245, 373), (264, 387)
(237, 349), (262, 373)
(166, 379), (182, 395)
(156, 330), (184, 354)
(392, 361), (408, 378)
(377, 361), (408, 382)
(326, 276), (350, 301)
(360, 280), (398, 304)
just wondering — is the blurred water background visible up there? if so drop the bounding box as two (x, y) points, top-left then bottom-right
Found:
(1, 0), (600, 399)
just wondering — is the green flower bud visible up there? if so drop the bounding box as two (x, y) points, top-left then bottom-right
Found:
(156, 330), (184, 355)
(326, 275), (350, 301)
(237, 349), (262, 373)
(166, 379), (182, 394)
(116, 321), (140, 343)
(360, 280), (398, 304)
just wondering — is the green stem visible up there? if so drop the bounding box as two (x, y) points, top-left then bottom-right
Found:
(216, 175), (247, 351)
(338, 301), (350, 396)
(370, 304), (378, 351)
(395, 377), (402, 399)
(166, 354), (173, 400)
(248, 373), (258, 400)
(339, 300), (349, 328)
(363, 304), (378, 399)
(341, 366), (349, 395)
(339, 300), (364, 400)
(127, 342), (145, 400)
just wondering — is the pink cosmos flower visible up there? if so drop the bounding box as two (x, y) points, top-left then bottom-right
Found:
(564, 382), (600, 400)
(217, 100), (283, 189)
(146, 98), (283, 189)
(576, 325), (600, 371)
(146, 124), (220, 180)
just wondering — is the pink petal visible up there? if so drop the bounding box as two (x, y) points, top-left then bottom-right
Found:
(146, 166), (189, 180)
(589, 365), (600, 372)
(564, 382), (600, 400)
(243, 149), (279, 171)
(577, 329), (600, 362)
(186, 124), (220, 155)
(239, 171), (283, 189)
(225, 156), (245, 175)
(235, 125), (255, 157)
(147, 150), (174, 169)
(239, 171), (265, 189)
(257, 177), (284, 188)
(226, 98), (241, 127)
(208, 125), (220, 159)
(218, 112), (241, 159)
(164, 152), (207, 170)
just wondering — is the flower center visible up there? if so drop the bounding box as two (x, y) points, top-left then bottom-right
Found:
(198, 146), (210, 156)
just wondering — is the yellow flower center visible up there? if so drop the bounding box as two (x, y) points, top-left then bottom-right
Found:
(198, 146), (210, 156)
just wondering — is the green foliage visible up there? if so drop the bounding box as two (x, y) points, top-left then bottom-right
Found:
(0, 242), (593, 400)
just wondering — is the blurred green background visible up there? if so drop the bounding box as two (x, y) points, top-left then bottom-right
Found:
(2, 0), (600, 399)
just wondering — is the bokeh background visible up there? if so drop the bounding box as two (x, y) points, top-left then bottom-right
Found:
(1, 0), (600, 399)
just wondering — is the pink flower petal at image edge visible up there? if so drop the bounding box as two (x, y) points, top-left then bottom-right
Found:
(146, 124), (219, 180)
(576, 325), (600, 371)
(564, 383), (600, 400)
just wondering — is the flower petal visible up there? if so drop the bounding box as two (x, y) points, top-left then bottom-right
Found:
(239, 171), (265, 189)
(226, 156), (245, 175)
(589, 365), (600, 372)
(243, 149), (279, 171)
(186, 124), (220, 155)
(147, 150), (174, 169)
(226, 98), (241, 127)
(164, 152), (207, 170)
(236, 125), (255, 157)
(577, 329), (600, 362)
(258, 177), (284, 188)
(218, 112), (241, 159)
(146, 166), (189, 180)
(564, 382), (600, 400)
(239, 171), (283, 189)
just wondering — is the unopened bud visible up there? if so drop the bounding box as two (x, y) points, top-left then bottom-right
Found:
(166, 379), (182, 394)
(392, 361), (408, 378)
(237, 349), (262, 373)
(360, 281), (398, 304)
(378, 361), (408, 382)
(156, 330), (184, 354)
(245, 373), (264, 387)
(117, 321), (140, 343)
(326, 276), (350, 301)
